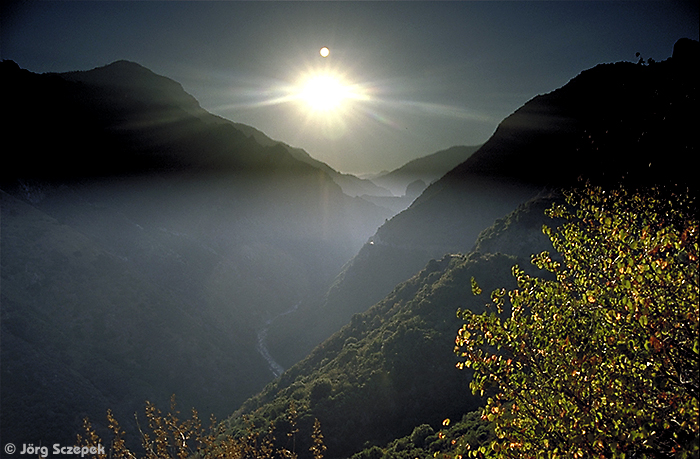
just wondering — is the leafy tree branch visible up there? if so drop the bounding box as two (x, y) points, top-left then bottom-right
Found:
(454, 183), (698, 458)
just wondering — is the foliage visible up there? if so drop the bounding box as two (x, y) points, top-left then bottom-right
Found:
(77, 396), (325, 459)
(350, 411), (494, 459)
(454, 184), (699, 458)
(635, 52), (656, 66)
(310, 418), (327, 459)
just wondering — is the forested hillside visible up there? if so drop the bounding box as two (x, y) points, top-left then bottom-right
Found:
(225, 193), (564, 459)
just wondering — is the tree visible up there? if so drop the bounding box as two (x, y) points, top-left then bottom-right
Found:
(310, 418), (327, 459)
(454, 184), (698, 458)
(77, 397), (323, 459)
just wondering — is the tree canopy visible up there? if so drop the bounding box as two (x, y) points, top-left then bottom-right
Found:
(455, 184), (698, 458)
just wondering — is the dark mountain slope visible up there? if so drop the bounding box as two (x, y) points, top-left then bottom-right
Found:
(1, 60), (305, 180)
(229, 193), (563, 459)
(0, 60), (390, 308)
(0, 189), (270, 446)
(228, 121), (392, 198)
(0, 61), (392, 447)
(454, 63), (696, 187)
(266, 39), (698, 368)
(61, 60), (203, 109)
(1, 59), (391, 288)
(1, 59), (389, 197)
(380, 38), (698, 247)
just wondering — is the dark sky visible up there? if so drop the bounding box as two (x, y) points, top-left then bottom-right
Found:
(2, 1), (698, 174)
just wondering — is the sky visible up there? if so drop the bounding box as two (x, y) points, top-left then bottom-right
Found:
(2, 1), (698, 175)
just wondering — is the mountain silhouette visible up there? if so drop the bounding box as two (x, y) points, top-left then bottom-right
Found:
(453, 43), (697, 188)
(227, 121), (393, 198)
(1, 59), (389, 199)
(0, 60), (393, 448)
(357, 145), (480, 214)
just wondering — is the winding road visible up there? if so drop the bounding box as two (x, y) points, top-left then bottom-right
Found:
(256, 302), (300, 378)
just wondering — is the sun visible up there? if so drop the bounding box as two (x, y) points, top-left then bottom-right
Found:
(300, 74), (351, 112)
(320, 47), (330, 58)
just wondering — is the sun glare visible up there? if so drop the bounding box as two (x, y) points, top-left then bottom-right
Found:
(301, 75), (350, 111)
(287, 68), (371, 139)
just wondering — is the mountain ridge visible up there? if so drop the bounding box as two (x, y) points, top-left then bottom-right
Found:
(370, 145), (482, 196)
(0, 59), (394, 448)
(0, 59), (390, 199)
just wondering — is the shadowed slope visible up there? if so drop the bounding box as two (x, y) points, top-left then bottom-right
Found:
(0, 60), (392, 448)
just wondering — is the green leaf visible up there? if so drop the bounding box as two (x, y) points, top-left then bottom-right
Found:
(471, 276), (482, 296)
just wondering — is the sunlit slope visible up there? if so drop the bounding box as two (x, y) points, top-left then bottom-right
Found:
(228, 194), (563, 459)
(266, 39), (699, 367)
(229, 122), (393, 198)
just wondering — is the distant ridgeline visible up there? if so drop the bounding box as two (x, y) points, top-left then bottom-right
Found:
(241, 38), (698, 459)
(0, 59), (393, 199)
